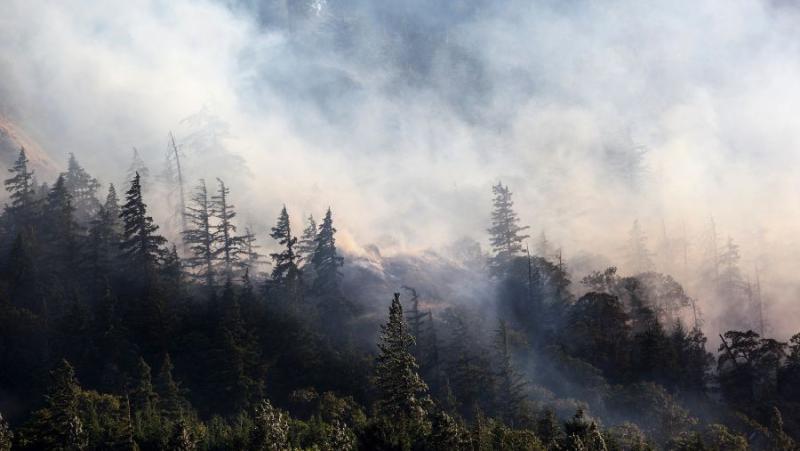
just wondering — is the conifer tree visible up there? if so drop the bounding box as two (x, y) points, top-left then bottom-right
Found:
(120, 173), (167, 277)
(487, 183), (529, 275)
(493, 320), (527, 426)
(86, 184), (122, 292)
(182, 180), (216, 289)
(212, 178), (244, 279)
(130, 357), (159, 414)
(311, 208), (344, 295)
(297, 214), (317, 265)
(4, 147), (37, 228)
(43, 175), (80, 279)
(374, 293), (432, 434)
(155, 354), (187, 420)
(29, 359), (88, 450)
(62, 153), (101, 225)
(269, 206), (301, 294)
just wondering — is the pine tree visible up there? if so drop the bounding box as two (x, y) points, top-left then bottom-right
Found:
(4, 147), (37, 228)
(155, 354), (187, 420)
(626, 219), (654, 274)
(119, 173), (167, 277)
(86, 184), (122, 293)
(43, 175), (81, 279)
(494, 320), (527, 427)
(374, 293), (432, 433)
(31, 359), (88, 450)
(487, 183), (529, 275)
(62, 153), (101, 225)
(311, 208), (344, 295)
(182, 180), (216, 290)
(269, 206), (301, 296)
(130, 357), (159, 414)
(297, 214), (317, 265)
(212, 178), (244, 279)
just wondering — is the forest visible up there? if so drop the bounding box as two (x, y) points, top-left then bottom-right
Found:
(0, 146), (797, 451)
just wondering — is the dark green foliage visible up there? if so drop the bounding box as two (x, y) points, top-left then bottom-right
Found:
(4, 148), (37, 230)
(310, 208), (343, 295)
(0, 169), (798, 451)
(23, 360), (88, 450)
(268, 205), (301, 302)
(119, 172), (166, 277)
(373, 293), (432, 443)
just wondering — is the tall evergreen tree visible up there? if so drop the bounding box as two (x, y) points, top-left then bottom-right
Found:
(86, 184), (122, 292)
(182, 180), (216, 290)
(119, 173), (167, 278)
(297, 214), (317, 266)
(62, 153), (101, 225)
(487, 183), (529, 275)
(269, 206), (300, 293)
(27, 360), (88, 450)
(155, 353), (188, 421)
(311, 208), (344, 295)
(4, 147), (37, 229)
(43, 175), (81, 279)
(374, 293), (432, 434)
(211, 178), (244, 279)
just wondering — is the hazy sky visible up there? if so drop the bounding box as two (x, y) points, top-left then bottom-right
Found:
(2, 0), (800, 334)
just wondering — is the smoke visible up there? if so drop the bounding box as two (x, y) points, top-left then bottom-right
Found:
(2, 0), (800, 337)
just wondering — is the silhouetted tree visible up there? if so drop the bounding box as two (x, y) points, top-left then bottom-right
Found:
(374, 293), (432, 440)
(183, 180), (216, 290)
(119, 173), (167, 279)
(311, 208), (343, 295)
(487, 183), (529, 275)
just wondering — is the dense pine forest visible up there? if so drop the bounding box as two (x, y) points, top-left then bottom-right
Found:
(0, 147), (797, 451)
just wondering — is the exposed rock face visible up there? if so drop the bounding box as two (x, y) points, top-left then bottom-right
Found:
(0, 116), (60, 186)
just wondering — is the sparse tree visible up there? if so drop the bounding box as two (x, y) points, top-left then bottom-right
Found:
(487, 182), (529, 275)
(182, 180), (216, 290)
